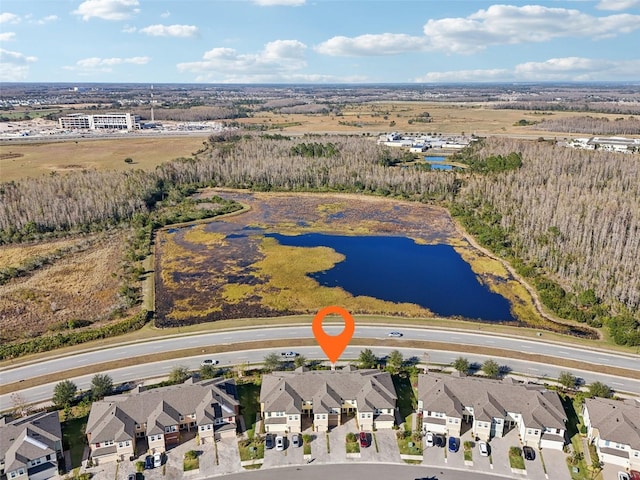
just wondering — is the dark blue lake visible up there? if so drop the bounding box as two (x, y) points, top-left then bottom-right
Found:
(266, 233), (515, 322)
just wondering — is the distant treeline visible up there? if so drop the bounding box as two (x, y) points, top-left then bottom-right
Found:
(1, 133), (638, 345)
(496, 102), (640, 115)
(531, 116), (640, 135)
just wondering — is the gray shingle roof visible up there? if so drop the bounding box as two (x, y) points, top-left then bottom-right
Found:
(0, 411), (61, 473)
(585, 397), (640, 449)
(87, 377), (239, 444)
(418, 373), (566, 429)
(260, 368), (397, 414)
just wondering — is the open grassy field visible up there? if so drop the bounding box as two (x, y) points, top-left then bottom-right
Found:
(0, 230), (132, 343)
(0, 135), (207, 182)
(238, 101), (626, 138)
(3, 101), (629, 184)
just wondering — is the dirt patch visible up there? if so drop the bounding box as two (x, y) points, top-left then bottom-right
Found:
(0, 231), (129, 343)
(0, 153), (24, 160)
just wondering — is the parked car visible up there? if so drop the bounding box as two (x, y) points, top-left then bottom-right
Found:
(291, 434), (301, 448)
(388, 331), (403, 337)
(127, 474), (136, 480)
(434, 434), (445, 448)
(275, 435), (285, 451)
(200, 359), (219, 367)
(629, 471), (640, 480)
(153, 452), (162, 468)
(265, 433), (275, 449)
(523, 446), (536, 461)
(281, 351), (299, 358)
(425, 431), (434, 447)
(448, 436), (459, 453)
(478, 441), (489, 457)
(144, 455), (154, 469)
(359, 432), (369, 448)
(618, 472), (631, 480)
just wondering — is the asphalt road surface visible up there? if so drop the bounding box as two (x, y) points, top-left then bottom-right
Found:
(1, 325), (639, 409)
(220, 462), (519, 480)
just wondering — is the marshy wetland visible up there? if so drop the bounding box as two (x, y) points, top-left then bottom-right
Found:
(155, 190), (546, 329)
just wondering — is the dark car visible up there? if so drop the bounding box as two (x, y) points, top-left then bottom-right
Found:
(434, 434), (445, 448)
(265, 434), (275, 449)
(144, 455), (154, 469)
(448, 436), (459, 453)
(359, 432), (369, 448)
(523, 446), (536, 461)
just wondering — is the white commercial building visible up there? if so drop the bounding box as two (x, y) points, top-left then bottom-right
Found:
(59, 113), (141, 130)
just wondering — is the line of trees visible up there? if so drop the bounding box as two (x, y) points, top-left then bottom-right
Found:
(1, 132), (637, 345)
(532, 116), (640, 135)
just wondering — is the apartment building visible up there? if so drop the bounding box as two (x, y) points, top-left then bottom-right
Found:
(260, 366), (397, 433)
(0, 412), (63, 480)
(417, 373), (567, 450)
(86, 377), (239, 465)
(58, 113), (140, 130)
(583, 397), (640, 470)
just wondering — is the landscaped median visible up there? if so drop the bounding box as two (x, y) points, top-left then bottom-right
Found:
(509, 446), (526, 474)
(463, 440), (473, 465)
(345, 432), (361, 458)
(397, 430), (423, 463)
(238, 436), (264, 469)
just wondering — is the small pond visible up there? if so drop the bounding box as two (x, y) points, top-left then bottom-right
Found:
(267, 233), (515, 321)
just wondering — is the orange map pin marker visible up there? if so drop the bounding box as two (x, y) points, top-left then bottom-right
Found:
(312, 306), (355, 364)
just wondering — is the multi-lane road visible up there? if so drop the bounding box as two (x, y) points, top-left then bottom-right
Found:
(2, 324), (639, 410)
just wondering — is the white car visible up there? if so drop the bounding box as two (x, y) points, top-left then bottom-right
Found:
(200, 359), (219, 367)
(153, 453), (162, 468)
(387, 331), (403, 337)
(618, 472), (631, 480)
(425, 431), (434, 447)
(275, 435), (285, 451)
(478, 441), (489, 457)
(281, 351), (299, 358)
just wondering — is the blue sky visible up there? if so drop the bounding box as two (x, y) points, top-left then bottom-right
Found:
(1, 0), (639, 83)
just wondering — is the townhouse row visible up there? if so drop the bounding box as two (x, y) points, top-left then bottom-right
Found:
(3, 367), (639, 480)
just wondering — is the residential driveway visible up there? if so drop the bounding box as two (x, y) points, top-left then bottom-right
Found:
(483, 429), (518, 477)
(262, 435), (305, 468)
(423, 435), (446, 467)
(541, 448), (572, 480)
(372, 430), (401, 463)
(214, 437), (242, 476)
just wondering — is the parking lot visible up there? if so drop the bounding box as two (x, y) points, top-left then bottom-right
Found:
(421, 428), (570, 480)
(78, 422), (581, 480)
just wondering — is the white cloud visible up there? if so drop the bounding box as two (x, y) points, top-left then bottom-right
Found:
(0, 32), (16, 41)
(160, 11), (170, 18)
(177, 40), (308, 82)
(73, 0), (140, 21)
(122, 25), (137, 33)
(34, 15), (59, 25)
(514, 57), (640, 81)
(252, 0), (305, 5)
(0, 48), (37, 81)
(139, 24), (198, 37)
(423, 5), (640, 54)
(596, 0), (640, 10)
(315, 33), (427, 56)
(64, 55), (149, 73)
(414, 57), (640, 82)
(0, 12), (21, 24)
(414, 68), (510, 83)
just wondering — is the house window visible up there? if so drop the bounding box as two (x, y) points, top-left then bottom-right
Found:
(165, 425), (177, 433)
(18, 469), (25, 475)
(118, 442), (124, 448)
(527, 429), (532, 435)
(10, 472), (16, 479)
